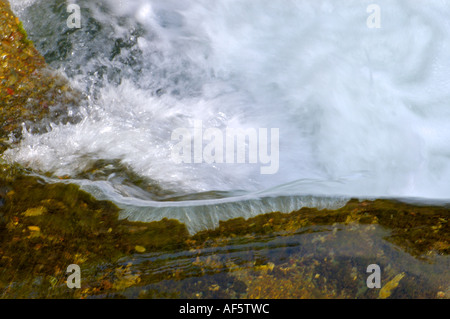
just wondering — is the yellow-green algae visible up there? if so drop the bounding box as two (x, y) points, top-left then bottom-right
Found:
(0, 163), (190, 298)
(0, 0), (81, 141)
(0, 161), (448, 298)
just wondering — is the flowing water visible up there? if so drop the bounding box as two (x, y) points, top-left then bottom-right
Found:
(5, 0), (450, 233)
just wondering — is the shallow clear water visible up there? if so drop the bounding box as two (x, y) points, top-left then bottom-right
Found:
(85, 222), (450, 299)
(6, 0), (450, 232)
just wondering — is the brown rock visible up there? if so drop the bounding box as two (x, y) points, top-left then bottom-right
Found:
(0, 0), (82, 141)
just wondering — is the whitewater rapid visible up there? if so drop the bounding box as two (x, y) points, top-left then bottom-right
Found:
(5, 0), (450, 232)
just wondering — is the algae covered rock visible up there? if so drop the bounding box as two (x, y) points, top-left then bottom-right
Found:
(0, 0), (81, 141)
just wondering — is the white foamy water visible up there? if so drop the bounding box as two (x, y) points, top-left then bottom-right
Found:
(5, 0), (450, 232)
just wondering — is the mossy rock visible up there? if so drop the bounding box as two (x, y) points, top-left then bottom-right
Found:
(0, 160), (448, 298)
(0, 0), (82, 141)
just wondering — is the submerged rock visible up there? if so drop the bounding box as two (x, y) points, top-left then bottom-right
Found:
(0, 166), (448, 299)
(0, 0), (82, 142)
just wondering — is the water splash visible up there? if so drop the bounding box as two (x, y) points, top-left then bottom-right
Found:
(6, 0), (450, 230)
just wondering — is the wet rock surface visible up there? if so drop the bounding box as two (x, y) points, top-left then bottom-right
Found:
(0, 0), (81, 143)
(0, 162), (448, 299)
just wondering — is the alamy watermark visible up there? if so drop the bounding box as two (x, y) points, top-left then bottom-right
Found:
(171, 120), (279, 174)
(66, 264), (81, 289)
(367, 4), (381, 29)
(366, 264), (381, 288)
(67, 3), (81, 29)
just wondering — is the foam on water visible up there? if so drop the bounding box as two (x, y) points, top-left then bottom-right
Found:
(6, 0), (450, 231)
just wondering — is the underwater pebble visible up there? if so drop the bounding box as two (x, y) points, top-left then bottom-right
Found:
(134, 245), (146, 253)
(24, 206), (47, 217)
